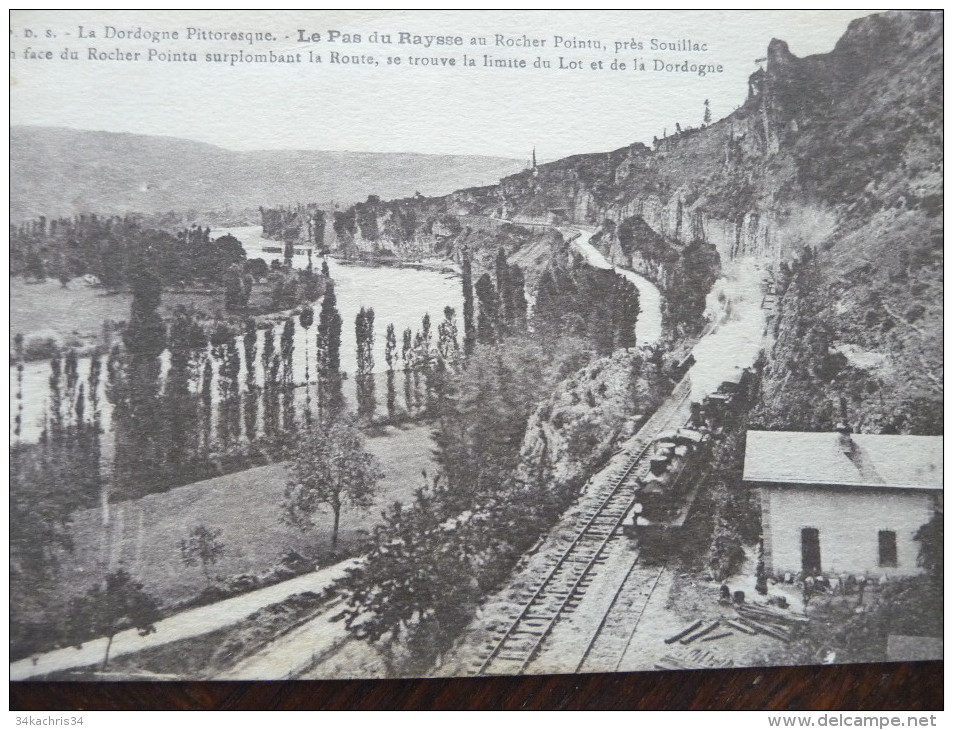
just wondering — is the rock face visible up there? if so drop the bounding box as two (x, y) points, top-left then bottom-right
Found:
(291, 11), (939, 434)
(514, 350), (669, 496)
(589, 217), (720, 337)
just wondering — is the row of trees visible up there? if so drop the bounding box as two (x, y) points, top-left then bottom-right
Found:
(11, 216), (248, 290)
(535, 261), (641, 354)
(11, 264), (354, 662)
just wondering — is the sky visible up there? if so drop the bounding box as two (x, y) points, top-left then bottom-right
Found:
(10, 10), (877, 161)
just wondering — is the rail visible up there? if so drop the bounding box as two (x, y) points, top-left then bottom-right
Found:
(474, 377), (692, 676)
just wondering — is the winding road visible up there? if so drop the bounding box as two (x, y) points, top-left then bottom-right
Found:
(11, 559), (357, 680)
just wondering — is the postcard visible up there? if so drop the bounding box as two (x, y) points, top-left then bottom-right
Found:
(9, 9), (942, 681)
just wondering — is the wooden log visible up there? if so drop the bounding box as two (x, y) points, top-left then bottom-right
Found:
(740, 617), (790, 642)
(737, 607), (798, 630)
(701, 631), (734, 643)
(655, 655), (692, 670)
(664, 619), (704, 644)
(740, 604), (809, 623)
(725, 619), (759, 635)
(680, 620), (721, 645)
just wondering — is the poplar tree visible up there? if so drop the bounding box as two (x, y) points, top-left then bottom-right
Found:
(243, 320), (259, 441)
(355, 307), (376, 421)
(461, 248), (476, 356)
(317, 283), (342, 375)
(402, 327), (414, 412)
(280, 318), (296, 432)
(437, 306), (460, 364)
(475, 273), (500, 345)
(508, 264), (528, 331)
(495, 247), (511, 334)
(385, 323), (398, 421)
(299, 305), (315, 425)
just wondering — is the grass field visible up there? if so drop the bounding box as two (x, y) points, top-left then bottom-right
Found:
(11, 278), (131, 351)
(10, 276), (274, 356)
(59, 422), (437, 607)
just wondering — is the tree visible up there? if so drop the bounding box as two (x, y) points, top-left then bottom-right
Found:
(122, 272), (166, 359)
(437, 306), (460, 364)
(283, 415), (384, 552)
(280, 317), (296, 431)
(179, 525), (226, 586)
(317, 283), (342, 375)
(224, 263), (252, 311)
(475, 273), (500, 345)
(355, 307), (376, 378)
(915, 511), (942, 583)
(337, 473), (481, 662)
(65, 570), (160, 672)
(385, 324), (398, 372)
(401, 328), (414, 370)
(614, 276), (640, 349)
(461, 248), (476, 356)
(508, 264), (528, 331)
(355, 307), (376, 421)
(317, 283), (344, 420)
(243, 320), (259, 441)
(385, 323), (398, 421)
(300, 305), (315, 425)
(283, 240), (294, 269)
(209, 234), (246, 282)
(495, 246), (511, 334)
(703, 98), (712, 126)
(245, 257), (269, 282)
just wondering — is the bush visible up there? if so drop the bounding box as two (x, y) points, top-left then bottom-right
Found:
(22, 331), (63, 360)
(708, 519), (745, 582)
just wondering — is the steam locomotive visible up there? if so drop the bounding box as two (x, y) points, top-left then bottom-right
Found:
(622, 368), (752, 543)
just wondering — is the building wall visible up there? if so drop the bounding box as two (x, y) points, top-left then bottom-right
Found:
(760, 484), (937, 578)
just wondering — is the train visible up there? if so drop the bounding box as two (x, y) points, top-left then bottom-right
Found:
(622, 367), (753, 543)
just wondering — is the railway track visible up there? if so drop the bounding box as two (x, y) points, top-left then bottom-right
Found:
(472, 378), (692, 676)
(574, 563), (665, 674)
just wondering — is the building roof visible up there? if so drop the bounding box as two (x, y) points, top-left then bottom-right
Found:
(743, 431), (943, 491)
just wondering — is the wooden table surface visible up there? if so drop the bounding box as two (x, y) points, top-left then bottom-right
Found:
(10, 662), (942, 710)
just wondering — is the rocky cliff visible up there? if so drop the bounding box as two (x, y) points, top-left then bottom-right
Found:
(514, 350), (671, 497)
(264, 11), (941, 433)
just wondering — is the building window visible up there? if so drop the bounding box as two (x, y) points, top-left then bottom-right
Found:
(801, 527), (821, 574)
(878, 530), (898, 568)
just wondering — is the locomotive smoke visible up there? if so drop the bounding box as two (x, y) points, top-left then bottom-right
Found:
(688, 258), (767, 402)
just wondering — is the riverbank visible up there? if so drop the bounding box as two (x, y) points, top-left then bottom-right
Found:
(332, 254), (461, 276)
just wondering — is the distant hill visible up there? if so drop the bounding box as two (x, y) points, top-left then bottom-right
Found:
(9, 127), (525, 222)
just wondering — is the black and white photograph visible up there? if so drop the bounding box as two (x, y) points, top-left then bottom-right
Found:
(9, 9), (942, 684)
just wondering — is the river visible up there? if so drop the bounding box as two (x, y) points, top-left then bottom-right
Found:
(11, 227), (463, 443)
(12, 225), (675, 443)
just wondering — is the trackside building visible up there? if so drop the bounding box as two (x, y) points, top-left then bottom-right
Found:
(743, 431), (942, 578)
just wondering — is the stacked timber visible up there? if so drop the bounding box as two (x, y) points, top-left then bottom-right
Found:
(655, 647), (734, 671)
(735, 603), (809, 642)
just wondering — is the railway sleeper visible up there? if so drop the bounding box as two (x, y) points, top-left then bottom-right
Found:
(496, 655), (531, 664)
